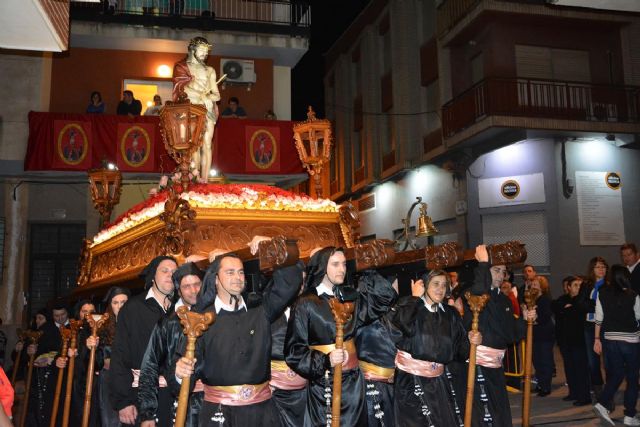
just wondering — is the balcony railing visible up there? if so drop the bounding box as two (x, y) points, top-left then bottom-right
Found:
(71, 0), (310, 35)
(442, 77), (640, 138)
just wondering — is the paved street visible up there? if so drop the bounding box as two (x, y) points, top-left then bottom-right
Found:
(510, 349), (628, 426)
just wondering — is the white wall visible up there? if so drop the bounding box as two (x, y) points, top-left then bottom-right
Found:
(359, 164), (458, 240)
(273, 65), (291, 120)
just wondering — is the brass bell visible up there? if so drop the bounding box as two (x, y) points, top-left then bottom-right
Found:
(416, 203), (438, 237)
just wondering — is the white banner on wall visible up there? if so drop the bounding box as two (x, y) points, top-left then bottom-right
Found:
(478, 173), (546, 208)
(576, 171), (625, 246)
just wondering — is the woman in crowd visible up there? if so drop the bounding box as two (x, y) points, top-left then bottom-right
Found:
(528, 278), (555, 397)
(86, 286), (131, 427)
(593, 265), (640, 427)
(553, 276), (591, 405)
(581, 256), (608, 392)
(86, 91), (105, 114)
(389, 267), (480, 426)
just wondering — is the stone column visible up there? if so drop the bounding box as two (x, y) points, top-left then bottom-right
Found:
(0, 181), (29, 368)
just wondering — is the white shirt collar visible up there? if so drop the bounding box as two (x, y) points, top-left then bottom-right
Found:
(316, 282), (334, 297)
(421, 297), (444, 312)
(174, 298), (187, 312)
(284, 307), (291, 321)
(146, 287), (169, 313)
(214, 295), (247, 314)
(629, 259), (640, 273)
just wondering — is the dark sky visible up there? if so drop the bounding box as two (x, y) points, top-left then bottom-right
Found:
(291, 0), (371, 121)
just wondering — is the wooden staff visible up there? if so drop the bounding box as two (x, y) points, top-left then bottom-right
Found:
(50, 327), (72, 427)
(81, 313), (110, 427)
(463, 292), (490, 427)
(18, 330), (43, 427)
(174, 306), (215, 427)
(62, 319), (82, 427)
(10, 329), (25, 385)
(328, 298), (355, 427)
(522, 288), (540, 427)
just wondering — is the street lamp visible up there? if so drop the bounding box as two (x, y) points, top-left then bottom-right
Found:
(293, 106), (332, 197)
(88, 163), (122, 226)
(396, 196), (438, 251)
(159, 100), (208, 191)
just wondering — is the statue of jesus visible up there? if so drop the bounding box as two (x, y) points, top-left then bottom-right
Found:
(172, 37), (221, 180)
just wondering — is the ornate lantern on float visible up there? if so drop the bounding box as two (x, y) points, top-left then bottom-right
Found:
(293, 106), (333, 197)
(158, 101), (208, 191)
(88, 163), (122, 226)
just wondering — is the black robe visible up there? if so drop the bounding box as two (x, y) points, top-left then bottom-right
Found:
(461, 262), (526, 427)
(390, 297), (467, 427)
(270, 312), (306, 427)
(109, 293), (171, 423)
(175, 264), (302, 427)
(139, 311), (202, 427)
(285, 270), (396, 427)
(26, 321), (61, 427)
(355, 317), (397, 427)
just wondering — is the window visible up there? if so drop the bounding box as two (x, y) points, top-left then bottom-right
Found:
(29, 223), (86, 316)
(123, 79), (173, 114)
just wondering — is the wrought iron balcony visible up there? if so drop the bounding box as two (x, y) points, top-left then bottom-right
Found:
(71, 0), (310, 36)
(442, 77), (640, 138)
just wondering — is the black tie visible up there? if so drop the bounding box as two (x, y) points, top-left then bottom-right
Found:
(230, 295), (240, 311)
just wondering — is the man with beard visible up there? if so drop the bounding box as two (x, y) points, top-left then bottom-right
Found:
(172, 37), (221, 180)
(285, 247), (397, 426)
(109, 256), (178, 426)
(138, 262), (203, 427)
(461, 246), (537, 426)
(174, 243), (304, 426)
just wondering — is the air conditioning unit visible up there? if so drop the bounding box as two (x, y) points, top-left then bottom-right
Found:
(220, 59), (256, 84)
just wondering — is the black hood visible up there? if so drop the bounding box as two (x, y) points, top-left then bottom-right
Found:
(192, 254), (241, 313)
(140, 255), (177, 290)
(172, 262), (204, 291)
(304, 246), (345, 291)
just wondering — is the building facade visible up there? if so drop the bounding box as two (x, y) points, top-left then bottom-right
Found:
(323, 0), (640, 290)
(0, 1), (311, 335)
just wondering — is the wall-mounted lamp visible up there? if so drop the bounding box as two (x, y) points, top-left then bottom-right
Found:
(157, 64), (172, 78)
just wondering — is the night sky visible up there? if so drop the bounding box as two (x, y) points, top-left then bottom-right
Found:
(291, 0), (371, 121)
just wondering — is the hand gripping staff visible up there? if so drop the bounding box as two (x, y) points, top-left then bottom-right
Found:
(174, 306), (215, 427)
(81, 313), (110, 427)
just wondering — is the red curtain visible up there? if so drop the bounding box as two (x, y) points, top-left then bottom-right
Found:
(26, 112), (304, 175)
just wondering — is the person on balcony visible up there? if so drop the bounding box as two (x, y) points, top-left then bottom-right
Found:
(86, 91), (105, 114)
(116, 90), (142, 117)
(221, 97), (248, 119)
(144, 95), (163, 116)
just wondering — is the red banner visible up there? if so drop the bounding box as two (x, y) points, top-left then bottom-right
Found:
(26, 113), (304, 176)
(52, 120), (92, 170)
(116, 123), (156, 172)
(214, 118), (303, 175)
(245, 125), (280, 172)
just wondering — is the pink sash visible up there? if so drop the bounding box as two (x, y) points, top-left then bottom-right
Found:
(193, 380), (204, 393)
(204, 382), (272, 406)
(131, 369), (167, 388)
(270, 361), (308, 390)
(475, 345), (506, 369)
(395, 350), (444, 378)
